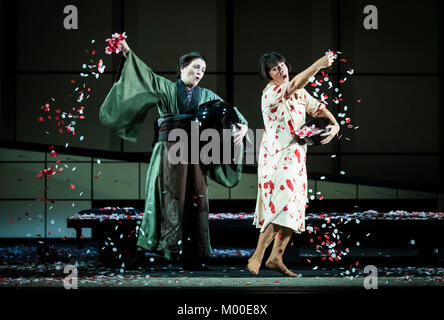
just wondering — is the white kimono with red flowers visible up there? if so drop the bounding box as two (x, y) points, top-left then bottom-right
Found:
(254, 83), (325, 233)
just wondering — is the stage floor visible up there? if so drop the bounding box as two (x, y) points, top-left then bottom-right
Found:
(1, 243), (443, 290)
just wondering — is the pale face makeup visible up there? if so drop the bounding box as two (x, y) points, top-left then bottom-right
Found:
(180, 58), (206, 90)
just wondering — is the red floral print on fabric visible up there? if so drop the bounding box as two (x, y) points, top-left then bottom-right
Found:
(269, 201), (276, 214)
(287, 120), (295, 134)
(286, 179), (294, 191)
(294, 149), (301, 163)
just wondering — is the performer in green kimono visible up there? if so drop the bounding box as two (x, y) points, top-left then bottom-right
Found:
(99, 40), (248, 270)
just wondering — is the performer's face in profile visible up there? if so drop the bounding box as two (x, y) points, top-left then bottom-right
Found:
(268, 61), (289, 85)
(180, 58), (207, 89)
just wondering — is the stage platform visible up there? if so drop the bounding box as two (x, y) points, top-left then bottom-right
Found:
(0, 242), (443, 290)
(1, 241), (443, 317)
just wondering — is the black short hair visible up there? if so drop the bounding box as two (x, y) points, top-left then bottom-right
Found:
(177, 51), (206, 78)
(258, 52), (291, 80)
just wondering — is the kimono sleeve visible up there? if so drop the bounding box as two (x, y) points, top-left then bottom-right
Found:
(201, 89), (245, 188)
(99, 50), (174, 143)
(301, 88), (325, 117)
(262, 82), (290, 109)
(207, 159), (244, 188)
(202, 89), (248, 125)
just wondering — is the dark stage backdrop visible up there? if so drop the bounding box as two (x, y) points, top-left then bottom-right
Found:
(0, 0), (442, 190)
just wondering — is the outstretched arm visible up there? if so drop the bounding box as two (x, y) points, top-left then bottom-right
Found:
(99, 44), (175, 143)
(286, 53), (335, 97)
(118, 39), (130, 57)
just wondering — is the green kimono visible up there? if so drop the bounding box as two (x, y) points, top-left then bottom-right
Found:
(99, 51), (248, 261)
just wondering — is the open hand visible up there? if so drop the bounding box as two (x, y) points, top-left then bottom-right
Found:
(233, 123), (248, 145)
(320, 123), (340, 144)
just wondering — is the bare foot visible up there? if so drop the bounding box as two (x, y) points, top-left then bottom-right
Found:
(247, 257), (261, 275)
(265, 257), (297, 277)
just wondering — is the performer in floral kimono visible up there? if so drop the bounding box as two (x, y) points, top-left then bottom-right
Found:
(99, 40), (248, 270)
(247, 52), (339, 276)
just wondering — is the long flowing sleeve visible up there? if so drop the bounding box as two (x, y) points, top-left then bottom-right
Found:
(99, 50), (176, 143)
(199, 89), (247, 188)
(301, 88), (325, 117)
(201, 89), (248, 126)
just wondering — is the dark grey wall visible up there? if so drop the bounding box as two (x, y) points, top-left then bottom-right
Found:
(0, 0), (442, 189)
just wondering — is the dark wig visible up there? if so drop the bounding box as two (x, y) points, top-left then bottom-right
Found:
(176, 51), (206, 78)
(258, 52), (291, 80)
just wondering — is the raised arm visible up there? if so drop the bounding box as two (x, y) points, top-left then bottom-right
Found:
(118, 39), (130, 58)
(286, 53), (334, 97)
(99, 42), (175, 143)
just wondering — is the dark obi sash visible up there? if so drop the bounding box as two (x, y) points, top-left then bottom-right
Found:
(154, 113), (194, 144)
(152, 101), (242, 169)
